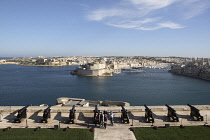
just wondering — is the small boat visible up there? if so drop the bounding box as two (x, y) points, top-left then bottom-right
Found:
(121, 67), (144, 73)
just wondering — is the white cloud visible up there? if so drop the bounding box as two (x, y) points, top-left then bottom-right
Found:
(129, 0), (176, 9)
(136, 21), (184, 31)
(108, 20), (184, 31)
(87, 9), (130, 21)
(106, 18), (161, 29)
(86, 0), (210, 31)
(158, 21), (184, 29)
(182, 0), (210, 19)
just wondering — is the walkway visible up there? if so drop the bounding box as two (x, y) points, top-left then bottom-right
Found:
(94, 126), (136, 140)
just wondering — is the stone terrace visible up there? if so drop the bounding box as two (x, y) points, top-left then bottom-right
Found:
(0, 105), (209, 129)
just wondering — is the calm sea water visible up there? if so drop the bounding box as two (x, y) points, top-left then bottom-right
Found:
(0, 64), (210, 106)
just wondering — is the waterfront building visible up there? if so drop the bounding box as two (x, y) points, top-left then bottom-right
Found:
(71, 62), (113, 76)
(0, 59), (6, 64)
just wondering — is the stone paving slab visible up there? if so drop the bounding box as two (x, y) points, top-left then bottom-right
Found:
(94, 127), (136, 140)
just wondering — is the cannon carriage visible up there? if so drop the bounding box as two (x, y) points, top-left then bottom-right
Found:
(144, 105), (154, 123)
(187, 104), (203, 121)
(41, 106), (51, 123)
(165, 104), (179, 122)
(93, 105), (100, 126)
(14, 105), (29, 123)
(121, 106), (129, 123)
(69, 105), (76, 124)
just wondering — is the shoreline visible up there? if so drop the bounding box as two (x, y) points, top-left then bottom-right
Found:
(1, 63), (76, 67)
(169, 71), (210, 82)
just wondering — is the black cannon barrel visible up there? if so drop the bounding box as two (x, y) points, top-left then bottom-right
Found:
(187, 104), (193, 106)
(44, 106), (51, 113)
(95, 105), (99, 112)
(144, 105), (151, 111)
(94, 105), (100, 113)
(165, 104), (176, 112)
(144, 104), (150, 109)
(187, 104), (199, 111)
(14, 105), (29, 123)
(121, 106), (126, 112)
(165, 104), (171, 108)
(42, 106), (51, 123)
(70, 105), (76, 113)
(18, 105), (29, 113)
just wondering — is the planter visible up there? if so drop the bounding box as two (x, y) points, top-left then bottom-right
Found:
(180, 125), (185, 128)
(90, 128), (95, 132)
(129, 127), (134, 131)
(4, 127), (11, 131)
(34, 126), (41, 131)
(153, 126), (158, 130)
(63, 127), (69, 131)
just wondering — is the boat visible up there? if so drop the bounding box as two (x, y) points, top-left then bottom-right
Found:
(121, 67), (145, 73)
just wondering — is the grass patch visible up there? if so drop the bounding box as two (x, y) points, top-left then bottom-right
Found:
(133, 126), (210, 140)
(0, 128), (94, 140)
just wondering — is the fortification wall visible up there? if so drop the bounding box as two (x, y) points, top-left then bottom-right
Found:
(1, 105), (209, 113)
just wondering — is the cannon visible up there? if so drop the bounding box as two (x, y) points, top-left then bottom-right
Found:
(165, 104), (179, 122)
(187, 104), (203, 121)
(93, 105), (100, 126)
(69, 105), (76, 124)
(144, 105), (154, 123)
(42, 106), (51, 123)
(14, 105), (29, 123)
(121, 106), (129, 123)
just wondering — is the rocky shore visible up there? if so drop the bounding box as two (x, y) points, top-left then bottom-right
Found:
(170, 64), (210, 81)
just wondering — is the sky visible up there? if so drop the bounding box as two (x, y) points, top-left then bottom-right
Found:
(0, 0), (210, 58)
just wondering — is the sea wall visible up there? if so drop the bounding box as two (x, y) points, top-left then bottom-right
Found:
(170, 65), (210, 81)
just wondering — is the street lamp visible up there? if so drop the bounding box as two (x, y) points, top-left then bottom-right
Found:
(205, 114), (208, 125)
(0, 113), (2, 122)
(26, 119), (28, 128)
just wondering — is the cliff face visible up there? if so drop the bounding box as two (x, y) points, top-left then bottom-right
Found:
(170, 65), (210, 81)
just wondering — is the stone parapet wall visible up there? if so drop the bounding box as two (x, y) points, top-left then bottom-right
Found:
(1, 105), (209, 113)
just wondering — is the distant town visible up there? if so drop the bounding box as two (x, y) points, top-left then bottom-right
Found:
(0, 56), (210, 80)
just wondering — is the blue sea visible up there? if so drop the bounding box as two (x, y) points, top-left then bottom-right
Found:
(0, 64), (209, 106)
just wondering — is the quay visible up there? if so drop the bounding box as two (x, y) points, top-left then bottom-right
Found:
(0, 105), (209, 128)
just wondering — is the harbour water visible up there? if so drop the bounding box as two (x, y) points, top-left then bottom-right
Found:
(0, 64), (210, 106)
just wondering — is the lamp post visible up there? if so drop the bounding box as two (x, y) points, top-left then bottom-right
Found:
(181, 118), (182, 125)
(26, 119), (28, 128)
(59, 121), (61, 128)
(0, 113), (2, 122)
(206, 114), (208, 125)
(131, 118), (134, 126)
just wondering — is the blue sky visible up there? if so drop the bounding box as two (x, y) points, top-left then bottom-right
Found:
(0, 0), (210, 57)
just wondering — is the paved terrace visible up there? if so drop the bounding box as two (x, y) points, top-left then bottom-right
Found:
(0, 105), (209, 128)
(0, 105), (209, 140)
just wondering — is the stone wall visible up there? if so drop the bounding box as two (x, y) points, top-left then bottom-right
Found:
(1, 105), (209, 113)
